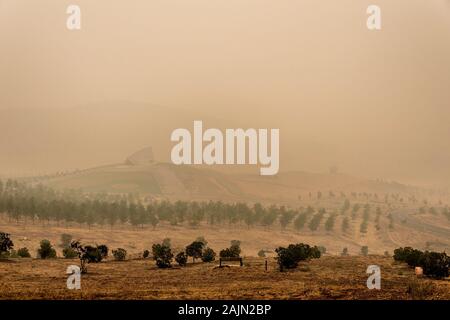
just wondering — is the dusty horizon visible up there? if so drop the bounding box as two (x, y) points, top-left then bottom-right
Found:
(0, 1), (450, 305)
(1, 0), (450, 187)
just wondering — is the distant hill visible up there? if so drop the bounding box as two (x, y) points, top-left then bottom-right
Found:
(38, 161), (419, 205)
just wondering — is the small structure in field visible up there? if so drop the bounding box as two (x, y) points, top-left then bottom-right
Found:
(219, 257), (243, 267)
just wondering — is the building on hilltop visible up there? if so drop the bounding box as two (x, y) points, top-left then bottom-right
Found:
(125, 147), (154, 165)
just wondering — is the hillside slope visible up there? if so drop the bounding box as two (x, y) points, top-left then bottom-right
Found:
(38, 162), (419, 205)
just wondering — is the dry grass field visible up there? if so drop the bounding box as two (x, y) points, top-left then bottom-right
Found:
(0, 203), (448, 300)
(1, 208), (448, 259)
(0, 255), (448, 300)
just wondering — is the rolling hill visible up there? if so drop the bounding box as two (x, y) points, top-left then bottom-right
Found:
(35, 161), (420, 205)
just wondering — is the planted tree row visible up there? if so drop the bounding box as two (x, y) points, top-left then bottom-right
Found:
(0, 180), (340, 231)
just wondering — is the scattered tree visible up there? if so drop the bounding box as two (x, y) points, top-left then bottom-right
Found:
(394, 247), (449, 278)
(37, 239), (56, 259)
(70, 241), (107, 272)
(275, 243), (321, 271)
(0, 232), (14, 257)
(112, 248), (127, 261)
(17, 247), (31, 258)
(152, 243), (173, 268)
(201, 248), (216, 263)
(175, 251), (188, 266)
(185, 241), (205, 263)
(97, 245), (109, 259)
(220, 240), (241, 258)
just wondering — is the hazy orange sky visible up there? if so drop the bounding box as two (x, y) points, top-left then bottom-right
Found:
(0, 1), (450, 186)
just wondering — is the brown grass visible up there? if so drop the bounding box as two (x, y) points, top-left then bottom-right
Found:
(2, 211), (448, 259)
(0, 256), (448, 300)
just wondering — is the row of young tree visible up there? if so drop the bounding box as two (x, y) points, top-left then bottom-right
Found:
(301, 190), (423, 203)
(0, 179), (359, 231)
(1, 179), (447, 234)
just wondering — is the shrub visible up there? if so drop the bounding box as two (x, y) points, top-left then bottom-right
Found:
(62, 247), (78, 259)
(257, 249), (266, 258)
(152, 243), (173, 268)
(275, 243), (321, 271)
(112, 248), (127, 261)
(37, 240), (57, 259)
(394, 247), (423, 267)
(275, 247), (299, 269)
(0, 232), (14, 256)
(70, 241), (107, 273)
(393, 246), (449, 278)
(405, 249), (424, 267)
(83, 246), (103, 263)
(393, 247), (414, 262)
(201, 248), (216, 263)
(341, 247), (349, 256)
(185, 241), (205, 262)
(143, 249), (150, 259)
(17, 247), (31, 258)
(175, 251), (187, 266)
(420, 251), (449, 279)
(97, 245), (109, 259)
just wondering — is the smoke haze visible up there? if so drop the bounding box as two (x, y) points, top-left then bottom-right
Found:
(1, 0), (450, 186)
